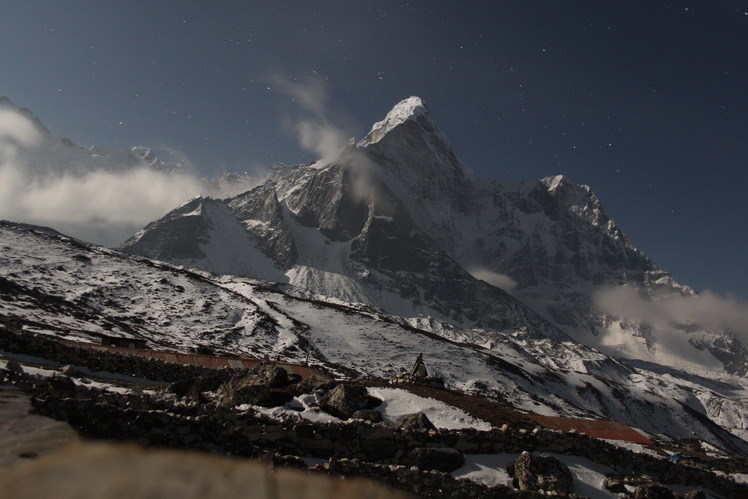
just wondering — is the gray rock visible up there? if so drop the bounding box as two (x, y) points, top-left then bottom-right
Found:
(254, 361), (289, 388)
(216, 374), (270, 407)
(216, 361), (291, 407)
(318, 384), (370, 419)
(511, 451), (574, 494)
(397, 412), (436, 432)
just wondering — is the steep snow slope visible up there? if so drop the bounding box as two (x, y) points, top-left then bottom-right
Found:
(4, 222), (748, 453)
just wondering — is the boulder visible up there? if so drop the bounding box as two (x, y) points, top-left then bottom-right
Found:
(293, 375), (336, 396)
(5, 360), (23, 373)
(682, 491), (706, 499)
(217, 362), (292, 407)
(218, 377), (270, 406)
(318, 384), (371, 419)
(510, 451), (574, 495)
(254, 362), (289, 388)
(397, 412), (436, 431)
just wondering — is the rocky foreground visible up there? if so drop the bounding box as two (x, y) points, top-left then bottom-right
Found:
(1, 323), (747, 498)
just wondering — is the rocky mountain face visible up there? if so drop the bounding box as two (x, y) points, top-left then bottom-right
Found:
(121, 97), (747, 377)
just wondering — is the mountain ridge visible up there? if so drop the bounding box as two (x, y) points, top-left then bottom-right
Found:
(121, 96), (746, 378)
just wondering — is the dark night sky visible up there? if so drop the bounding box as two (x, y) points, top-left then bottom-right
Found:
(1, 1), (746, 299)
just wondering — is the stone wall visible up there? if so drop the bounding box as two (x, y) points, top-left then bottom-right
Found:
(1, 365), (744, 498)
(0, 326), (234, 382)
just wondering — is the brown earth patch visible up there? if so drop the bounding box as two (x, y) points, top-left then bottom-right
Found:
(360, 380), (535, 429)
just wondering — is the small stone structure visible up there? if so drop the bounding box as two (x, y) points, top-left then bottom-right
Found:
(389, 355), (445, 389)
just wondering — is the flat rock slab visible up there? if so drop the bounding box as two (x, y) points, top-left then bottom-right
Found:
(0, 384), (79, 469)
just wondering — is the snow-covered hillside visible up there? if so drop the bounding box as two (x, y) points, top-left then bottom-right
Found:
(3, 221), (748, 454)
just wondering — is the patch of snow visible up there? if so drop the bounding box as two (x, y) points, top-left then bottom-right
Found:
(453, 453), (618, 498)
(452, 454), (514, 487)
(367, 387), (492, 430)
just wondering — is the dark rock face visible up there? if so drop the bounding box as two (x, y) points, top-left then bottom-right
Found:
(228, 181), (298, 268)
(122, 197), (212, 261)
(511, 451), (574, 494)
(284, 165), (369, 243)
(319, 384), (372, 419)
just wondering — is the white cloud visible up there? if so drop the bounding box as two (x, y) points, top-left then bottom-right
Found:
(268, 73), (352, 162)
(0, 108), (43, 148)
(593, 285), (748, 368)
(0, 106), (258, 246)
(0, 160), (206, 246)
(466, 266), (518, 292)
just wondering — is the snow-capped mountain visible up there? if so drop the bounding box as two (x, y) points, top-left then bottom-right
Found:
(0, 96), (184, 177)
(4, 95), (748, 454)
(122, 96), (748, 378)
(3, 220), (748, 454)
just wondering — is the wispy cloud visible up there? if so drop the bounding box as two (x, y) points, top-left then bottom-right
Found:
(466, 266), (518, 292)
(593, 285), (748, 368)
(268, 73), (353, 162)
(0, 106), (253, 246)
(267, 72), (385, 209)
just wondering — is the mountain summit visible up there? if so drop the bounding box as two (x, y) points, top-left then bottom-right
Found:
(121, 97), (748, 378)
(359, 96), (433, 145)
